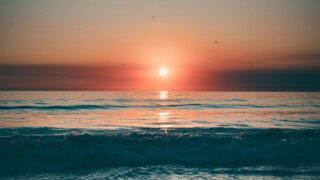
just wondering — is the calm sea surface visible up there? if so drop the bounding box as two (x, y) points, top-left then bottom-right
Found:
(0, 91), (320, 179)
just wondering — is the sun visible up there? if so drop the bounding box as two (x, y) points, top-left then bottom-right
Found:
(159, 68), (168, 77)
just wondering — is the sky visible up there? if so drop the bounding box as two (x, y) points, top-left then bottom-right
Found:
(0, 0), (320, 91)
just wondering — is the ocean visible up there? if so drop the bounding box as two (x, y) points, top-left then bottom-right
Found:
(0, 91), (319, 179)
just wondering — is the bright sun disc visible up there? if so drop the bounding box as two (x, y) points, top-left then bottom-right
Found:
(159, 68), (168, 77)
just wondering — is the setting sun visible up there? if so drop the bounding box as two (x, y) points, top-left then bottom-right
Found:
(159, 68), (168, 77)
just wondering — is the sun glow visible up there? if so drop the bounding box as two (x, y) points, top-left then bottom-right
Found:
(159, 68), (168, 77)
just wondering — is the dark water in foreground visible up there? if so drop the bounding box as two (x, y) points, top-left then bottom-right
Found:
(0, 91), (319, 179)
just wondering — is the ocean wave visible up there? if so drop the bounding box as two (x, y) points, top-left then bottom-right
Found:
(0, 128), (319, 174)
(0, 104), (126, 110)
(5, 165), (320, 179)
(0, 103), (318, 111)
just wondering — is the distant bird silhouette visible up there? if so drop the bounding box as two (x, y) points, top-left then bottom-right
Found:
(213, 41), (219, 44)
(152, 16), (156, 19)
(122, 64), (126, 66)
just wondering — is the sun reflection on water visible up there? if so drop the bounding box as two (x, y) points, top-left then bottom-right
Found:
(159, 91), (168, 100)
(158, 112), (171, 134)
(158, 91), (171, 133)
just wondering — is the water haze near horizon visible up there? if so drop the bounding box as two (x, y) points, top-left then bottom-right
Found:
(0, 91), (320, 179)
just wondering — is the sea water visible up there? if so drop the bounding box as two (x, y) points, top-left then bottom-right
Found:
(0, 91), (319, 179)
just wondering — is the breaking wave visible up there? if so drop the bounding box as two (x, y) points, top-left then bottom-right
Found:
(0, 128), (319, 174)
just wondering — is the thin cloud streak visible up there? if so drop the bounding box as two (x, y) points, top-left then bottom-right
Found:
(1, 64), (319, 91)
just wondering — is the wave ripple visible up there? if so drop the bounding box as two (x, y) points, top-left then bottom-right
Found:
(0, 128), (319, 174)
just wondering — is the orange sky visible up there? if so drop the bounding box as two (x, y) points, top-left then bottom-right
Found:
(0, 0), (320, 90)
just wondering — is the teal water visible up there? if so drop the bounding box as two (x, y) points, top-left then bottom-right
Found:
(0, 91), (319, 179)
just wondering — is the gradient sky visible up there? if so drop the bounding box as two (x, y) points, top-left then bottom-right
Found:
(0, 0), (320, 90)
